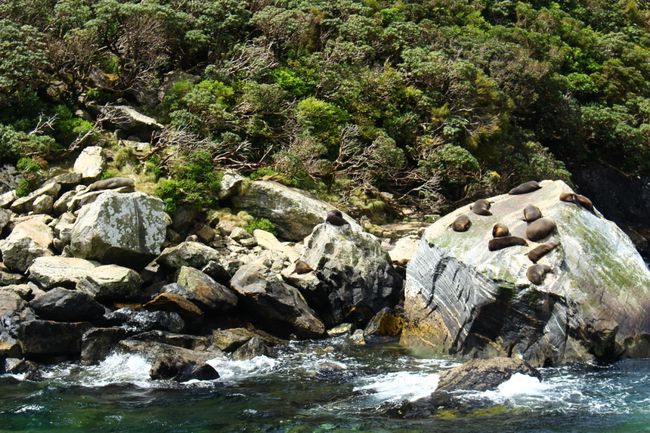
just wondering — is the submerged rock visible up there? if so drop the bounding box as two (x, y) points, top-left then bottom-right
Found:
(436, 357), (541, 393)
(401, 180), (650, 365)
(80, 327), (132, 365)
(69, 191), (169, 267)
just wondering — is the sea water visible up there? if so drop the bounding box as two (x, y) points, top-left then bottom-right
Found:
(1, 338), (649, 433)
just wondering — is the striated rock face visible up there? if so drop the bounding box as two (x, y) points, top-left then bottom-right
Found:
(401, 180), (650, 365)
(298, 223), (403, 327)
(232, 180), (359, 241)
(69, 191), (170, 267)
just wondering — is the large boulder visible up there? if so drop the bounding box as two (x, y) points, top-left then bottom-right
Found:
(69, 191), (170, 267)
(81, 327), (132, 364)
(77, 264), (143, 301)
(30, 287), (105, 322)
(401, 180), (650, 366)
(0, 217), (54, 273)
(232, 180), (359, 241)
(28, 256), (97, 289)
(296, 223), (403, 327)
(230, 253), (325, 338)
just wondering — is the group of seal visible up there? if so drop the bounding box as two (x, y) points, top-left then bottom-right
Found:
(447, 181), (599, 286)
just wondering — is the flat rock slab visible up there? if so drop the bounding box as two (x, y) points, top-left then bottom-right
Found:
(28, 256), (97, 289)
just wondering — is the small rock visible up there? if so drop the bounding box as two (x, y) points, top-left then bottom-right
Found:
(32, 195), (53, 214)
(327, 323), (354, 337)
(77, 264), (143, 302)
(175, 266), (238, 311)
(30, 287), (105, 322)
(157, 241), (220, 270)
(150, 355), (219, 382)
(28, 256), (96, 289)
(218, 170), (245, 200)
(364, 307), (405, 338)
(10, 181), (61, 214)
(73, 146), (105, 180)
(143, 292), (203, 323)
(212, 328), (257, 352)
(80, 327), (131, 364)
(349, 329), (366, 345)
(232, 336), (272, 360)
(229, 227), (252, 242)
(0, 190), (16, 208)
(195, 225), (216, 243)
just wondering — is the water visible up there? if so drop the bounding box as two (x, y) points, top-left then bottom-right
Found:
(1, 338), (649, 433)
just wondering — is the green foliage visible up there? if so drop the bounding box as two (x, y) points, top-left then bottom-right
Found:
(54, 105), (94, 144)
(245, 217), (276, 235)
(15, 157), (44, 197)
(0, 124), (61, 164)
(2, 0), (650, 213)
(155, 149), (222, 214)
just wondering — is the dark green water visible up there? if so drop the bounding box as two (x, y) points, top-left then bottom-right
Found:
(1, 339), (649, 433)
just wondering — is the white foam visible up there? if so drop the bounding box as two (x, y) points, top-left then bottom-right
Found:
(354, 372), (440, 402)
(14, 404), (44, 413)
(207, 355), (278, 382)
(76, 353), (152, 388)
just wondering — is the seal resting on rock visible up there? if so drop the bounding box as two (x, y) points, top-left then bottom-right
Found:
(488, 236), (528, 251)
(325, 210), (348, 226)
(451, 214), (472, 232)
(492, 223), (510, 238)
(522, 204), (542, 222)
(527, 264), (553, 285)
(470, 199), (492, 216)
(526, 218), (556, 242)
(526, 241), (560, 263)
(509, 181), (541, 195)
(560, 192), (596, 215)
(293, 260), (313, 275)
(88, 177), (135, 192)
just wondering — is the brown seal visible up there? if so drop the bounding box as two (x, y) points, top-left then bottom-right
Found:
(293, 260), (313, 275)
(560, 192), (596, 215)
(492, 223), (510, 238)
(88, 176), (135, 192)
(527, 241), (560, 263)
(522, 204), (542, 222)
(526, 218), (556, 242)
(509, 180), (542, 195)
(526, 264), (553, 285)
(451, 214), (472, 232)
(326, 210), (348, 226)
(488, 236), (528, 251)
(470, 199), (492, 216)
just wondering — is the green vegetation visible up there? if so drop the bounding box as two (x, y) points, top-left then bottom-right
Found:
(245, 218), (277, 235)
(1, 0), (649, 215)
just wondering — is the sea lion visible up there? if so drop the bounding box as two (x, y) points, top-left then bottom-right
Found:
(526, 218), (556, 242)
(293, 260), (313, 275)
(492, 223), (510, 238)
(451, 214), (472, 232)
(326, 210), (348, 226)
(488, 236), (528, 251)
(522, 204), (542, 222)
(527, 241), (560, 263)
(88, 177), (135, 192)
(560, 192), (596, 214)
(575, 194), (596, 214)
(470, 199), (492, 216)
(526, 264), (553, 285)
(509, 181), (541, 195)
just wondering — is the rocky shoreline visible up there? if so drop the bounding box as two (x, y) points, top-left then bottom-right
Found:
(1, 145), (649, 408)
